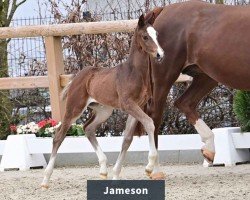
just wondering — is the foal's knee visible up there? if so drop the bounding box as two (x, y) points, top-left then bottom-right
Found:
(53, 131), (65, 146)
(124, 135), (133, 144)
(85, 124), (96, 136)
(144, 118), (155, 135)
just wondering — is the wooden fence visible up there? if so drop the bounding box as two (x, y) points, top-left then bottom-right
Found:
(0, 19), (192, 122)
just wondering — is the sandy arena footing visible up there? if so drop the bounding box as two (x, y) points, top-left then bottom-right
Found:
(0, 163), (249, 200)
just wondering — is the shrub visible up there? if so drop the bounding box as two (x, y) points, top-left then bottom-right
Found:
(233, 90), (250, 132)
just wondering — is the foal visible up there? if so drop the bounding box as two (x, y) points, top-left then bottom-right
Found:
(41, 14), (164, 188)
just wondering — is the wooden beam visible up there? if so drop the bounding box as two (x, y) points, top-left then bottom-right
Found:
(45, 36), (65, 122)
(0, 76), (49, 90)
(0, 73), (192, 91)
(0, 20), (138, 39)
(59, 73), (192, 87)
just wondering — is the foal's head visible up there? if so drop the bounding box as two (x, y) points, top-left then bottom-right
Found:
(135, 13), (164, 62)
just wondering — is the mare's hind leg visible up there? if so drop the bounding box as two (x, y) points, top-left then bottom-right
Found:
(85, 104), (113, 179)
(174, 73), (218, 163)
(112, 115), (137, 180)
(41, 97), (88, 189)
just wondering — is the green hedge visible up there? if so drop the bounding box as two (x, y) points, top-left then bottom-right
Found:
(233, 90), (250, 132)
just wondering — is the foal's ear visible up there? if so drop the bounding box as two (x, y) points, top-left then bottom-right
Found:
(138, 14), (145, 28)
(145, 11), (156, 25)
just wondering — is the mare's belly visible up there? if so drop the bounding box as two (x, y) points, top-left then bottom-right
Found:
(200, 62), (250, 90)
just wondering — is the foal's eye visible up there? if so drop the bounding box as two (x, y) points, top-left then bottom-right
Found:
(143, 35), (148, 40)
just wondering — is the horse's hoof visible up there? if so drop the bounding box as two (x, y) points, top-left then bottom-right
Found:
(201, 148), (215, 164)
(100, 173), (108, 180)
(41, 184), (49, 190)
(150, 172), (166, 180)
(145, 169), (152, 177)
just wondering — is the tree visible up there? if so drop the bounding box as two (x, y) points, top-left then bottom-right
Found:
(0, 0), (27, 139)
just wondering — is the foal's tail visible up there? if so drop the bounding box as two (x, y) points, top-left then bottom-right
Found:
(61, 74), (76, 100)
(61, 82), (71, 100)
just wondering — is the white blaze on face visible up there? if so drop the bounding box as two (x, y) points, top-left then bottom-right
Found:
(146, 26), (164, 57)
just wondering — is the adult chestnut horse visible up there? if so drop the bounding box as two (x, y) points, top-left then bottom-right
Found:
(143, 0), (250, 164)
(41, 14), (164, 188)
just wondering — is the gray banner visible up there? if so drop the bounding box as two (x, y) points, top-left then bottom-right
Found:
(87, 180), (165, 200)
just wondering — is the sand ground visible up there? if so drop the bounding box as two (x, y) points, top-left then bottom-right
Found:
(0, 163), (249, 200)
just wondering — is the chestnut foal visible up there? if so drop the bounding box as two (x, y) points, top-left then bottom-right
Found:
(41, 14), (164, 188)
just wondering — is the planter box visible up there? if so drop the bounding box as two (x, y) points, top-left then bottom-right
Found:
(206, 127), (250, 167)
(0, 134), (203, 170)
(27, 134), (203, 154)
(0, 134), (47, 171)
(1, 128), (249, 170)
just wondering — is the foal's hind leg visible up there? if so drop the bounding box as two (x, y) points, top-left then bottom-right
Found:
(113, 115), (137, 180)
(41, 98), (87, 188)
(174, 73), (218, 163)
(85, 104), (113, 179)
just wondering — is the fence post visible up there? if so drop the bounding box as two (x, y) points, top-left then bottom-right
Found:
(45, 36), (65, 122)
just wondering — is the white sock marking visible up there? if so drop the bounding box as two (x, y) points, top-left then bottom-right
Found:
(194, 119), (215, 152)
(42, 156), (56, 186)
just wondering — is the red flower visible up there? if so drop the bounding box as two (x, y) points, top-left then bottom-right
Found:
(38, 118), (57, 128)
(48, 119), (57, 127)
(10, 125), (17, 132)
(38, 120), (47, 128)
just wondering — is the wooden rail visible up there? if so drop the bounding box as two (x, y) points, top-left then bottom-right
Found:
(0, 76), (49, 90)
(0, 19), (192, 121)
(0, 20), (138, 39)
(0, 74), (192, 90)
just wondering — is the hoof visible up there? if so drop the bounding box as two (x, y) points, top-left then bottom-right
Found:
(150, 172), (166, 180)
(41, 184), (49, 190)
(145, 169), (152, 177)
(201, 148), (215, 164)
(100, 173), (108, 180)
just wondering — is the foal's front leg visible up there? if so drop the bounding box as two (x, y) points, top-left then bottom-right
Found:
(113, 115), (137, 180)
(122, 101), (159, 178)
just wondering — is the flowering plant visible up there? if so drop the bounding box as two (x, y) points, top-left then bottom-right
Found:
(16, 122), (39, 135)
(13, 119), (84, 137)
(37, 119), (61, 137)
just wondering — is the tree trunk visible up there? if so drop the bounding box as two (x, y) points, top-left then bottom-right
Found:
(0, 39), (13, 139)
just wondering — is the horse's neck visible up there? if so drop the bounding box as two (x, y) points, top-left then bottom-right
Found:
(126, 42), (153, 96)
(127, 37), (149, 77)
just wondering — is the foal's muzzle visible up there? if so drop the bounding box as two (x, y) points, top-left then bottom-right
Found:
(156, 52), (164, 62)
